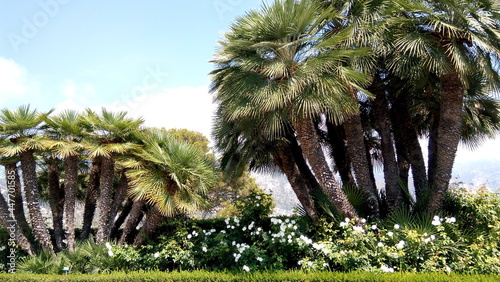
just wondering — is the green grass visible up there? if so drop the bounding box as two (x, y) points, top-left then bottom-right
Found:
(0, 271), (498, 281)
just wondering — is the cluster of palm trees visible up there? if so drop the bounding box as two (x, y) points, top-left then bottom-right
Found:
(211, 0), (500, 221)
(0, 106), (216, 254)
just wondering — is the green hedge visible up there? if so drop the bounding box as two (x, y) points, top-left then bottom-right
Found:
(0, 271), (497, 282)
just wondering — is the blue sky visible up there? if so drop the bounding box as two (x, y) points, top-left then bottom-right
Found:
(1, 0), (499, 181)
(0, 0), (261, 137)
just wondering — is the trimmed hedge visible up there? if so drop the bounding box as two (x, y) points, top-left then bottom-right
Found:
(0, 271), (497, 281)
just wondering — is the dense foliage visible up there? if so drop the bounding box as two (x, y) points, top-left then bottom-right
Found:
(5, 185), (499, 275)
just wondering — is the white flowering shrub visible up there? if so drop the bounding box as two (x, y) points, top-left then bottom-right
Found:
(186, 216), (313, 270)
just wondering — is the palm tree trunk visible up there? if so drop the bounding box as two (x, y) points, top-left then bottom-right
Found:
(372, 81), (402, 211)
(118, 199), (145, 245)
(107, 170), (129, 228)
(4, 163), (31, 236)
(0, 192), (34, 255)
(272, 145), (318, 222)
(110, 198), (134, 239)
(96, 155), (115, 244)
(343, 110), (380, 219)
(19, 150), (54, 254)
(63, 155), (79, 251)
(427, 72), (464, 212)
(81, 157), (101, 240)
(325, 122), (356, 188)
(133, 206), (163, 246)
(390, 92), (428, 204)
(294, 117), (358, 219)
(47, 158), (64, 252)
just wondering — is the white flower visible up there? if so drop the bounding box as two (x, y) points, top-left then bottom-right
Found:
(154, 252), (160, 258)
(431, 215), (441, 226)
(387, 231), (394, 237)
(187, 234), (192, 239)
(371, 225), (377, 230)
(380, 265), (395, 273)
(446, 266), (451, 273)
(307, 261), (313, 266)
(225, 218), (230, 224)
(312, 243), (324, 250)
(430, 235), (435, 240)
(202, 246), (207, 252)
(322, 263), (329, 268)
(394, 224), (400, 230)
(361, 218), (366, 224)
(298, 260), (303, 265)
(107, 250), (114, 257)
(353, 226), (364, 233)
(396, 240), (405, 250)
(340, 221), (348, 228)
(257, 257), (263, 262)
(445, 217), (456, 224)
(344, 217), (350, 223)
(105, 242), (112, 250)
(242, 265), (250, 272)
(242, 227), (247, 231)
(377, 242), (384, 247)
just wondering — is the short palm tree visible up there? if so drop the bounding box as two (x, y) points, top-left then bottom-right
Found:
(125, 128), (216, 245)
(0, 105), (54, 253)
(45, 110), (87, 251)
(211, 0), (371, 218)
(80, 108), (143, 244)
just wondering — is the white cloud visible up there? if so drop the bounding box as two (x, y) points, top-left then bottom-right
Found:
(455, 137), (500, 162)
(0, 57), (28, 99)
(119, 86), (216, 139)
(55, 86), (217, 140)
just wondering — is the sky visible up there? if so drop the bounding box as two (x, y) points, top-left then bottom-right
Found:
(0, 0), (499, 182)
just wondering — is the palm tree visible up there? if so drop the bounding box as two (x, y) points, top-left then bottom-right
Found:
(0, 192), (34, 255)
(213, 108), (321, 221)
(210, 0), (372, 219)
(80, 108), (143, 244)
(45, 110), (86, 251)
(125, 128), (216, 245)
(0, 105), (54, 253)
(0, 154), (31, 237)
(80, 157), (101, 240)
(386, 0), (500, 211)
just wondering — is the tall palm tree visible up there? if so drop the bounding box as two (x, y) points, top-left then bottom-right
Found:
(386, 0), (500, 211)
(80, 108), (143, 244)
(125, 128), (216, 245)
(0, 105), (54, 253)
(211, 0), (371, 219)
(45, 110), (86, 251)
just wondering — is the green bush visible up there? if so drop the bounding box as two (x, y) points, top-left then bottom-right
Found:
(0, 270), (499, 281)
(9, 184), (500, 275)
